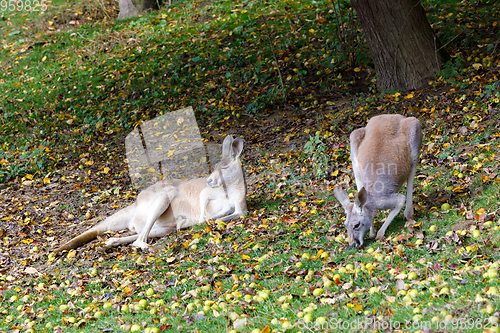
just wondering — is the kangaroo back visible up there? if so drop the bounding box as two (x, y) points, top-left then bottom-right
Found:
(357, 114), (412, 194)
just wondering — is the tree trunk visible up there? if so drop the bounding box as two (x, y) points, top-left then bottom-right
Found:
(117, 0), (164, 19)
(351, 0), (450, 92)
(118, 0), (139, 19)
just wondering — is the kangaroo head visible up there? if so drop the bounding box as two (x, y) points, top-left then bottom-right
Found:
(334, 186), (374, 248)
(207, 135), (244, 188)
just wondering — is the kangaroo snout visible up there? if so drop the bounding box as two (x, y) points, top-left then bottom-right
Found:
(346, 243), (360, 250)
(347, 231), (363, 248)
(207, 178), (218, 188)
(206, 176), (220, 188)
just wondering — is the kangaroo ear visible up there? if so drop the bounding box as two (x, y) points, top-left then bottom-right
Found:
(334, 186), (351, 209)
(354, 187), (367, 209)
(231, 137), (244, 159)
(222, 135), (234, 158)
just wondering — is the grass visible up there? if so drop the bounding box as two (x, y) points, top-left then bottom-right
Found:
(1, 0), (500, 332)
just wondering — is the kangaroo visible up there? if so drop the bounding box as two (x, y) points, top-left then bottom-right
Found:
(54, 135), (247, 252)
(334, 114), (422, 248)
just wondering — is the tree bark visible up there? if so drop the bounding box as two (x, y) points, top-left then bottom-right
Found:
(351, 0), (449, 92)
(118, 0), (139, 19)
(117, 0), (163, 20)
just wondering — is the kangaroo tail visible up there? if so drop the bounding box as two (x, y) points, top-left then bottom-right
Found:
(53, 204), (134, 253)
(52, 227), (102, 253)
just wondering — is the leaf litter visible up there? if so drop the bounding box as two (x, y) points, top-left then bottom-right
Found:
(0, 0), (500, 332)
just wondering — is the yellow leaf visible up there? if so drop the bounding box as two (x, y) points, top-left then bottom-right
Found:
(103, 167), (110, 174)
(261, 325), (271, 333)
(354, 67), (361, 72)
(241, 254), (251, 260)
(405, 93), (414, 99)
(331, 170), (339, 177)
(284, 134), (290, 142)
(309, 28), (315, 33)
(481, 175), (491, 183)
(43, 178), (51, 184)
(42, 56), (47, 62)
(25, 174), (33, 180)
(66, 250), (76, 259)
(476, 208), (487, 215)
(472, 63), (482, 70)
(354, 304), (363, 312)
(313, 249), (323, 259)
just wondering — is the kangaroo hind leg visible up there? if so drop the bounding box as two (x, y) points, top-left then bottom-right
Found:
(350, 128), (366, 191)
(132, 186), (177, 249)
(403, 118), (423, 220)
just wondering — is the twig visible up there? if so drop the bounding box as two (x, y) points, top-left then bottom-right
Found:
(492, 36), (500, 54)
(331, 0), (347, 61)
(261, 16), (286, 101)
(435, 29), (464, 52)
(346, 2), (356, 65)
(91, 0), (112, 20)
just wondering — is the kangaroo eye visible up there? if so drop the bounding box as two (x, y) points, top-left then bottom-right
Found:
(353, 222), (361, 230)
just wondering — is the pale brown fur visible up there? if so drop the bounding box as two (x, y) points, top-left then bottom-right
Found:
(54, 135), (247, 252)
(334, 114), (422, 248)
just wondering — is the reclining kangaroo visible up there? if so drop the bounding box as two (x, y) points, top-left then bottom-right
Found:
(54, 135), (247, 252)
(334, 114), (422, 248)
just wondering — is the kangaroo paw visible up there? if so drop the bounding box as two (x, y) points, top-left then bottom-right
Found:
(404, 207), (414, 220)
(375, 231), (386, 241)
(405, 218), (416, 228)
(104, 238), (120, 248)
(131, 240), (150, 250)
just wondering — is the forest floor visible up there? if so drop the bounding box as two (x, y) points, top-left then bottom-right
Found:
(1, 0), (500, 332)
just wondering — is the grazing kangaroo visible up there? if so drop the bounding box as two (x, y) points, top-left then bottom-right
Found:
(54, 135), (247, 252)
(334, 114), (422, 248)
